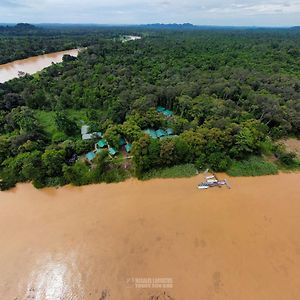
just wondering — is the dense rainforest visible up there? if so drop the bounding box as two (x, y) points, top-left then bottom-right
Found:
(0, 26), (300, 189)
(0, 23), (137, 64)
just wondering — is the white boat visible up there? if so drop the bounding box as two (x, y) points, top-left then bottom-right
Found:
(198, 185), (209, 189)
(198, 173), (231, 190)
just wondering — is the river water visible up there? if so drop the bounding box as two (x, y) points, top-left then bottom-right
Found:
(1, 173), (300, 299)
(0, 49), (79, 83)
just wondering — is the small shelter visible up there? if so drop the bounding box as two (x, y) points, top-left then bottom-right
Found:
(156, 129), (167, 138)
(97, 139), (108, 148)
(108, 147), (118, 156)
(119, 137), (126, 146)
(81, 125), (102, 140)
(144, 129), (157, 139)
(81, 125), (90, 135)
(163, 109), (173, 117)
(166, 128), (174, 136)
(125, 143), (132, 153)
(82, 133), (93, 140)
(156, 106), (166, 113)
(86, 151), (96, 162)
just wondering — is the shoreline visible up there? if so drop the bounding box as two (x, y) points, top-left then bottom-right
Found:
(2, 170), (299, 193)
(0, 48), (80, 68)
(0, 48), (80, 83)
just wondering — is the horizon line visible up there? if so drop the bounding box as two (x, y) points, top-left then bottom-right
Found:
(0, 22), (299, 28)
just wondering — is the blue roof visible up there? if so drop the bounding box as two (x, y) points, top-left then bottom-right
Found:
(125, 143), (132, 153)
(97, 139), (107, 148)
(119, 137), (126, 146)
(156, 129), (167, 138)
(108, 147), (118, 156)
(144, 129), (157, 139)
(156, 106), (166, 112)
(166, 128), (174, 135)
(163, 109), (173, 117)
(86, 151), (96, 161)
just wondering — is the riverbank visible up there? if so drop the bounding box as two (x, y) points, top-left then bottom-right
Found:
(1, 172), (300, 299)
(0, 48), (79, 83)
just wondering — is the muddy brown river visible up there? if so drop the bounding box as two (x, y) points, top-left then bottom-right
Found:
(0, 49), (79, 83)
(0, 173), (300, 299)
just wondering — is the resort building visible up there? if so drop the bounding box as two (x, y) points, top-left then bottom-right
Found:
(81, 125), (102, 140)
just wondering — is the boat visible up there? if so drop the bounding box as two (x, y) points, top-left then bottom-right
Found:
(198, 172), (231, 190)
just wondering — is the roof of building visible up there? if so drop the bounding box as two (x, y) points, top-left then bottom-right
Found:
(82, 133), (93, 140)
(125, 143), (132, 153)
(156, 106), (166, 113)
(119, 137), (126, 146)
(86, 151), (96, 161)
(156, 129), (167, 138)
(163, 109), (173, 117)
(97, 139), (107, 148)
(144, 129), (157, 139)
(108, 147), (118, 156)
(166, 128), (174, 135)
(81, 125), (90, 135)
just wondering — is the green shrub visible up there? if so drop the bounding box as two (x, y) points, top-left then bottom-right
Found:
(278, 152), (296, 166)
(103, 168), (130, 183)
(141, 164), (197, 180)
(227, 156), (278, 176)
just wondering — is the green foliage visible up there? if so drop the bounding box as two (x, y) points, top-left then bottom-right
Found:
(132, 135), (152, 178)
(120, 120), (142, 142)
(55, 111), (78, 136)
(0, 137), (10, 165)
(90, 151), (109, 182)
(63, 161), (90, 186)
(102, 167), (131, 183)
(141, 164), (197, 180)
(6, 106), (40, 133)
(41, 149), (66, 177)
(104, 125), (121, 149)
(2, 27), (300, 189)
(227, 157), (278, 176)
(159, 138), (176, 166)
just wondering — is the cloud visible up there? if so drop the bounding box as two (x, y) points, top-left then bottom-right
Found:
(0, 0), (28, 7)
(0, 0), (300, 26)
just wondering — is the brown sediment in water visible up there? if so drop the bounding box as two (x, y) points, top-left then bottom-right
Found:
(1, 173), (300, 299)
(0, 49), (79, 83)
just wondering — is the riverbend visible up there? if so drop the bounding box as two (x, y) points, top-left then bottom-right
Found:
(0, 49), (79, 83)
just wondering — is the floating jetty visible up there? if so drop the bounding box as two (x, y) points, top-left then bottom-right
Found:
(198, 171), (231, 190)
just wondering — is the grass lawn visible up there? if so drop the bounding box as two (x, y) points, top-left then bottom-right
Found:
(141, 164), (197, 180)
(227, 156), (279, 177)
(35, 109), (89, 140)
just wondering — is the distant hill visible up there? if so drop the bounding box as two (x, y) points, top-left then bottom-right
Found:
(15, 23), (36, 30)
(0, 23), (40, 35)
(140, 23), (196, 29)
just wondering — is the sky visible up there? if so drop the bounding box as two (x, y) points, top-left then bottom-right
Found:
(0, 0), (300, 26)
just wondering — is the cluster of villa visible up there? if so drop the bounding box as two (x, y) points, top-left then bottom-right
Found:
(81, 106), (174, 162)
(81, 125), (132, 162)
(144, 128), (175, 139)
(81, 125), (102, 141)
(156, 106), (173, 117)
